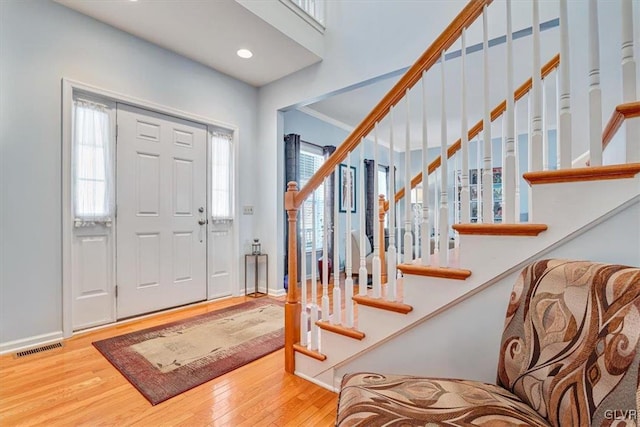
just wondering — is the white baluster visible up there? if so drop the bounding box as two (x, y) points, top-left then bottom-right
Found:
(530, 0), (543, 176)
(344, 152), (353, 327)
(309, 192), (319, 350)
(558, 0), (572, 169)
(322, 176), (330, 320)
(433, 166), (439, 245)
(372, 124), (382, 297)
(421, 71), (431, 266)
(439, 50), (449, 267)
(300, 200), (308, 346)
(588, 0), (603, 166)
(504, 0), (516, 223)
(622, 0), (639, 162)
(514, 103), (521, 222)
(320, 184), (330, 322)
(460, 30), (470, 225)
(476, 136), (482, 223)
(482, 5), (494, 223)
(358, 142), (367, 296)
(542, 78), (549, 171)
(332, 165), (341, 323)
(387, 107), (397, 301)
(404, 90), (413, 264)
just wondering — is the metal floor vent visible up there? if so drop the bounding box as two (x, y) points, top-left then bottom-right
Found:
(15, 342), (63, 358)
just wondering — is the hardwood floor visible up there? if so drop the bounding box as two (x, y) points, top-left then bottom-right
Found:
(0, 297), (338, 426)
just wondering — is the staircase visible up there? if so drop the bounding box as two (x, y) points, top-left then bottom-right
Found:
(284, 0), (640, 391)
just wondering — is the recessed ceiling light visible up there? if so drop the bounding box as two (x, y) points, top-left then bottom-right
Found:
(237, 49), (253, 59)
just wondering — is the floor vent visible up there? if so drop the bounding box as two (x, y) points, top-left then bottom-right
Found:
(15, 342), (63, 358)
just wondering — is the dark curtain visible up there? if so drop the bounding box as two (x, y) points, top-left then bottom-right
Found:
(364, 159), (375, 247)
(284, 134), (301, 285)
(323, 146), (336, 259)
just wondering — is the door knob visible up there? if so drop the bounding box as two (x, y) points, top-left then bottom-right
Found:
(198, 219), (206, 226)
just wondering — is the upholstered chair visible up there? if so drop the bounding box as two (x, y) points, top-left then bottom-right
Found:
(336, 259), (640, 426)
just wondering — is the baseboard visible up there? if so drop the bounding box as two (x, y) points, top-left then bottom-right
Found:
(0, 331), (64, 355)
(294, 370), (338, 393)
(268, 288), (287, 297)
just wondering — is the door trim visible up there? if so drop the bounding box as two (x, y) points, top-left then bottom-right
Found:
(62, 78), (240, 338)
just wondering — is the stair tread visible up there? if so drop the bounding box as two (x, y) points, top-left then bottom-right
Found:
(397, 264), (472, 280)
(293, 343), (327, 361)
(452, 223), (548, 236)
(316, 321), (365, 340)
(352, 295), (413, 314)
(523, 163), (640, 185)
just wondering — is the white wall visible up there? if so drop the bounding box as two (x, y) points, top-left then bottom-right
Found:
(0, 1), (258, 349)
(258, 0), (471, 291)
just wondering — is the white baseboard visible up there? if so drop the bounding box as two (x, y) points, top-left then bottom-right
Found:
(268, 288), (286, 297)
(0, 331), (64, 355)
(294, 370), (338, 393)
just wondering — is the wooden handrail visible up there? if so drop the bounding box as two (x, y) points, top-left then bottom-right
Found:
(293, 0), (493, 208)
(384, 53), (560, 211)
(602, 101), (640, 149)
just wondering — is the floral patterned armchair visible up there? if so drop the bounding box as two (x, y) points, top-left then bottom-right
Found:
(336, 259), (640, 426)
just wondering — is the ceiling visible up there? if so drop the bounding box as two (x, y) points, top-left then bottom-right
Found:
(54, 0), (322, 87)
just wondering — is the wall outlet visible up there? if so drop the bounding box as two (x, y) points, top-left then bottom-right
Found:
(243, 206), (254, 215)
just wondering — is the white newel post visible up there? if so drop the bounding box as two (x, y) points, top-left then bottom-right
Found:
(621, 0), (639, 162)
(558, 0), (572, 169)
(404, 91), (413, 265)
(372, 124), (382, 297)
(358, 142), (367, 296)
(482, 6), (494, 223)
(387, 107), (397, 302)
(421, 71), (431, 265)
(504, 0), (516, 223)
(588, 0), (603, 166)
(460, 30), (470, 225)
(439, 50), (449, 267)
(322, 176), (329, 321)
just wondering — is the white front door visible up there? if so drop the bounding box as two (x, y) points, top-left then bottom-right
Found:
(116, 103), (207, 319)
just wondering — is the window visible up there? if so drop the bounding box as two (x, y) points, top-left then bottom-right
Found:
(73, 98), (113, 226)
(211, 132), (234, 220)
(300, 146), (325, 251)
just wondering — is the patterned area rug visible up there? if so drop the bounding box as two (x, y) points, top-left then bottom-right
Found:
(93, 299), (284, 405)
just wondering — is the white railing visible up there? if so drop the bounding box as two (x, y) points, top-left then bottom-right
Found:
(287, 0), (638, 369)
(287, 0), (324, 27)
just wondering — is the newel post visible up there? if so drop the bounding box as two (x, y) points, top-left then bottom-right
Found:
(379, 195), (387, 284)
(284, 181), (300, 374)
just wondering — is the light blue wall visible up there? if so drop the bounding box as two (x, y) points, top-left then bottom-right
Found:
(0, 0), (258, 347)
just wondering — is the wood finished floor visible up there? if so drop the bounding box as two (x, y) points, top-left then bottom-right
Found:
(0, 296), (338, 426)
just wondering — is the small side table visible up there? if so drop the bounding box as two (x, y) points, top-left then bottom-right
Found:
(245, 253), (268, 298)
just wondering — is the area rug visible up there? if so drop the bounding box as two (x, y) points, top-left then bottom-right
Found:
(93, 299), (284, 405)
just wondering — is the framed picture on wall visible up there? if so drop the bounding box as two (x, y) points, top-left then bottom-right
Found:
(339, 164), (356, 213)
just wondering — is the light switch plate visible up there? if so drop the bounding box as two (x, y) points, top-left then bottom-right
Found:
(243, 206), (254, 215)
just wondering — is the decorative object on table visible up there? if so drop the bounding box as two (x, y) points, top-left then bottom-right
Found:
(339, 164), (357, 213)
(252, 238), (261, 254)
(245, 253), (268, 297)
(92, 299), (284, 405)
